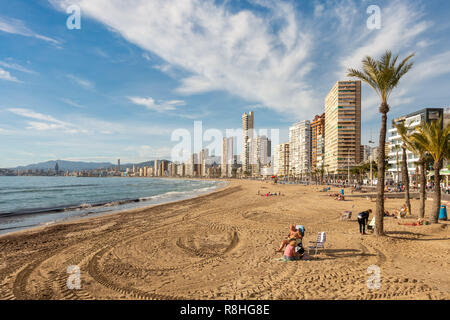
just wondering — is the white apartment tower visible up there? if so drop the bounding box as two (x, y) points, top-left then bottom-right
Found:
(274, 143), (290, 176)
(289, 120), (311, 176)
(221, 137), (234, 177)
(241, 111), (254, 174)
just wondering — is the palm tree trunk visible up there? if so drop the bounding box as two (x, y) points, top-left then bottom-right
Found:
(431, 162), (442, 223)
(402, 147), (411, 215)
(375, 108), (388, 236)
(419, 160), (426, 219)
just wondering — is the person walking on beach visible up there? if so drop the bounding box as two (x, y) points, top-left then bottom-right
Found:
(357, 209), (372, 235)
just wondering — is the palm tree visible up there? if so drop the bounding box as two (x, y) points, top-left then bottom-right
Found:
(347, 51), (414, 235)
(393, 122), (412, 215)
(408, 137), (428, 218)
(411, 119), (450, 223)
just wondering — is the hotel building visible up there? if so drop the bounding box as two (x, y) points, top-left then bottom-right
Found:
(388, 108), (444, 181)
(324, 80), (362, 174)
(311, 113), (325, 169)
(222, 137), (234, 177)
(241, 111), (254, 174)
(274, 143), (290, 176)
(289, 120), (311, 176)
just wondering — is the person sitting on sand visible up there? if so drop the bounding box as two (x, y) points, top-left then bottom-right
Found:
(393, 204), (408, 218)
(335, 194), (345, 201)
(384, 209), (395, 217)
(276, 224), (303, 252)
(283, 240), (301, 261)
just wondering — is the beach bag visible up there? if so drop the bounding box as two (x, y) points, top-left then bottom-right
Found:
(295, 238), (304, 254)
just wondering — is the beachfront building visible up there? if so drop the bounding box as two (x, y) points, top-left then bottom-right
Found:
(274, 143), (290, 176)
(248, 135), (271, 177)
(324, 80), (362, 175)
(311, 113), (325, 170)
(241, 111), (254, 175)
(200, 148), (209, 177)
(222, 137), (234, 177)
(289, 120), (311, 177)
(388, 108), (444, 182)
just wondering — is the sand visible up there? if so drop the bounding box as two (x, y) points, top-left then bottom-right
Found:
(0, 180), (449, 300)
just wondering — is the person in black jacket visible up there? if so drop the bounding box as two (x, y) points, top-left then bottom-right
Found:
(357, 209), (372, 234)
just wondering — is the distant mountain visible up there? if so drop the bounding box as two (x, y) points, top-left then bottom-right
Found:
(11, 159), (172, 171)
(12, 160), (114, 171)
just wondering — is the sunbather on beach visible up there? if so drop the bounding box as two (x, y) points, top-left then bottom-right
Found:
(283, 240), (301, 261)
(384, 210), (395, 217)
(398, 218), (425, 226)
(335, 194), (345, 201)
(276, 224), (302, 252)
(393, 204), (408, 218)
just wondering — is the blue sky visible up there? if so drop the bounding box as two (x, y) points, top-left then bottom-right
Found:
(1, 0), (449, 167)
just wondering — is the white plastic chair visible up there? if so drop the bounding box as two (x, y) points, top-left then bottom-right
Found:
(308, 232), (326, 255)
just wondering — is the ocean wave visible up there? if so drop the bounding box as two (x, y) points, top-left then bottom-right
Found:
(0, 180), (223, 220)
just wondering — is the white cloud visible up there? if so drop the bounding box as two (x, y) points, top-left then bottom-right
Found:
(407, 51), (450, 83)
(0, 68), (20, 82)
(0, 15), (59, 45)
(67, 74), (94, 89)
(142, 53), (151, 61)
(48, 0), (447, 122)
(8, 107), (174, 136)
(49, 0), (317, 117)
(129, 97), (186, 112)
(124, 145), (173, 161)
(0, 61), (36, 74)
(60, 98), (85, 109)
(339, 1), (430, 77)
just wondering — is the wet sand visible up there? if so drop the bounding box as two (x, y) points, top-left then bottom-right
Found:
(0, 180), (449, 300)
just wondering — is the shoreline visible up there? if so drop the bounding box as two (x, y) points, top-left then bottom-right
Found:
(0, 179), (230, 239)
(0, 180), (448, 300)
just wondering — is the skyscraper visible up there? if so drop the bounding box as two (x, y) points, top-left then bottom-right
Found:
(274, 143), (290, 176)
(311, 113), (325, 169)
(117, 159), (121, 172)
(324, 80), (361, 174)
(241, 111), (254, 174)
(289, 120), (311, 176)
(222, 137), (234, 177)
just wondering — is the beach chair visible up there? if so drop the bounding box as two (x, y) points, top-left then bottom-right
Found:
(308, 232), (326, 255)
(367, 217), (375, 232)
(341, 205), (354, 221)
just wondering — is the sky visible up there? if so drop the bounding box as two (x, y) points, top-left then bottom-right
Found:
(0, 0), (449, 167)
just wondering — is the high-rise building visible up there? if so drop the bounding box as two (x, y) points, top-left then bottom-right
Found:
(274, 143), (290, 176)
(388, 108), (444, 181)
(222, 137), (234, 177)
(361, 145), (371, 163)
(311, 113), (325, 169)
(289, 120), (311, 176)
(153, 160), (159, 176)
(117, 159), (121, 172)
(258, 135), (271, 166)
(241, 111), (254, 174)
(247, 135), (272, 176)
(324, 80), (361, 174)
(199, 148), (209, 177)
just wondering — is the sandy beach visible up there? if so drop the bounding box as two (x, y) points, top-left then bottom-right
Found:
(0, 180), (449, 300)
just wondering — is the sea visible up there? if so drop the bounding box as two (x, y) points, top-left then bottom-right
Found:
(0, 176), (225, 235)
